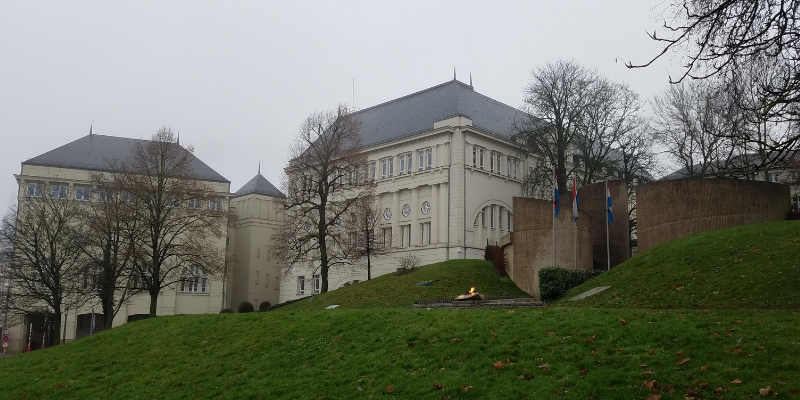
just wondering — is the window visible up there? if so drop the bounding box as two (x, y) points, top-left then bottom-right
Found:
(255, 271), (259, 286)
(418, 148), (432, 170)
(180, 266), (207, 293)
(399, 153), (412, 175)
(297, 276), (306, 295)
(187, 198), (201, 209)
(275, 276), (280, 291)
(264, 273), (269, 288)
(769, 173), (780, 182)
(312, 275), (321, 294)
(26, 183), (43, 197)
(51, 184), (68, 199)
(507, 157), (518, 178)
(98, 189), (108, 202)
(790, 171), (799, 181)
(122, 191), (134, 205)
(400, 225), (411, 248)
(507, 212), (513, 232)
(490, 206), (495, 228)
(499, 207), (504, 230)
(420, 222), (431, 245)
(209, 198), (223, 211)
(481, 207), (486, 227)
(381, 159), (387, 178)
(75, 187), (91, 201)
(369, 162), (376, 180)
(472, 146), (485, 169)
(490, 152), (500, 173)
(382, 227), (392, 248)
(388, 157), (394, 177)
(166, 195), (179, 208)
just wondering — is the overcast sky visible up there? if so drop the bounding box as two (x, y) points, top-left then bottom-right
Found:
(0, 1), (683, 211)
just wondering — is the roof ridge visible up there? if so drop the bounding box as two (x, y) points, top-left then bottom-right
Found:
(353, 80), (473, 116)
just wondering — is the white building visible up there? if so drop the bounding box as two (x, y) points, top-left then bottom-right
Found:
(280, 79), (531, 302)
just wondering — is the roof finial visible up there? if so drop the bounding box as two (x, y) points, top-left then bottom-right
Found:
(453, 66), (456, 81)
(89, 122), (93, 137)
(469, 72), (473, 87)
(258, 162), (261, 175)
(177, 130), (180, 145)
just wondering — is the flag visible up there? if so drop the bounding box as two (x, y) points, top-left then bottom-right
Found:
(606, 181), (614, 224)
(553, 170), (560, 216)
(572, 177), (578, 222)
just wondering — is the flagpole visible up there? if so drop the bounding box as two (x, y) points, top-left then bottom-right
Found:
(573, 174), (577, 270)
(606, 179), (610, 271)
(552, 165), (556, 267)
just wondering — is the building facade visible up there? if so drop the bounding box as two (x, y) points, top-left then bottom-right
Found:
(279, 79), (533, 303)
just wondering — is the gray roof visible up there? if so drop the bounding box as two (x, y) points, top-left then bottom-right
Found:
(233, 173), (285, 198)
(22, 134), (229, 183)
(353, 80), (525, 147)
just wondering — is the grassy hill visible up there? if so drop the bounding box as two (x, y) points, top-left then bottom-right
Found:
(275, 259), (529, 311)
(553, 220), (800, 310)
(2, 223), (800, 399)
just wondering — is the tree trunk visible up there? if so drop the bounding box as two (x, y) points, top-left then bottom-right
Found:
(102, 294), (115, 329)
(149, 290), (158, 317)
(367, 252), (371, 280)
(51, 312), (61, 346)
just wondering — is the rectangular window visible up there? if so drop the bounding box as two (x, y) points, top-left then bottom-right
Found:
(297, 276), (306, 295)
(26, 183), (43, 197)
(381, 159), (387, 178)
(499, 207), (504, 230)
(427, 148), (432, 169)
(490, 153), (498, 173)
(418, 148), (432, 170)
(406, 153), (413, 173)
(420, 222), (431, 245)
(481, 207), (486, 227)
(312, 275), (321, 294)
(180, 266), (207, 293)
(187, 198), (201, 209)
(75, 187), (91, 201)
(479, 148), (484, 169)
(388, 157), (394, 177)
(370, 162), (376, 180)
(50, 184), (68, 199)
(401, 225), (411, 248)
(122, 191), (134, 205)
(275, 276), (280, 291)
(265, 273), (269, 288)
(769, 173), (780, 182)
(490, 206), (495, 228)
(399, 153), (407, 175)
(472, 146), (477, 167)
(383, 227), (392, 248)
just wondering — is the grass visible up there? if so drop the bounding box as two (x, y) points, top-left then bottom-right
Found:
(552, 220), (800, 310)
(2, 222), (800, 399)
(276, 259), (529, 311)
(0, 308), (798, 399)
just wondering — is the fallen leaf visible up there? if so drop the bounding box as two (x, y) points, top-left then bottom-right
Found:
(726, 348), (742, 354)
(714, 387), (730, 393)
(642, 380), (658, 389)
(652, 292), (660, 295)
(407, 341), (413, 346)
(728, 328), (736, 332)
(519, 374), (533, 380)
(696, 381), (709, 389)
(732, 320), (742, 324)
(461, 385), (473, 391)
(493, 361), (505, 369)
(579, 366), (588, 375)
(387, 385), (394, 393)
(620, 319), (628, 326)
(584, 335), (596, 343)
(449, 338), (462, 343)
(538, 363), (550, 369)
(642, 370), (653, 374)
(645, 395), (661, 400)
(508, 310), (515, 314)
(546, 331), (553, 336)
(664, 384), (675, 393)
(756, 346), (766, 351)
(789, 388), (799, 394)
(676, 351), (684, 355)
(712, 332), (721, 337)
(759, 386), (772, 396)
(731, 379), (742, 384)
(491, 334), (498, 338)
(433, 383), (443, 390)
(647, 349), (656, 355)
(616, 349), (623, 354)
(561, 336), (571, 340)
(701, 365), (709, 371)
(677, 358), (690, 365)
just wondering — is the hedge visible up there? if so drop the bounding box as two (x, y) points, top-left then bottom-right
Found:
(538, 266), (601, 300)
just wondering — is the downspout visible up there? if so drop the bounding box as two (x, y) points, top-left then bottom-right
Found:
(446, 130), (452, 261)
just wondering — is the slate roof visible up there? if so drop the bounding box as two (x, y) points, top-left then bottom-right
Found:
(233, 173), (285, 198)
(22, 134), (229, 183)
(353, 80), (525, 147)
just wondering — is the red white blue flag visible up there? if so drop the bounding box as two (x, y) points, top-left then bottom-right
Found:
(572, 177), (578, 222)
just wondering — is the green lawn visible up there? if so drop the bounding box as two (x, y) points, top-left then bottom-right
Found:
(276, 259), (529, 311)
(553, 220), (800, 310)
(2, 221), (800, 399)
(1, 308), (798, 399)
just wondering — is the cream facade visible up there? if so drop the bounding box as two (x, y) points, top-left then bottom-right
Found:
(279, 80), (533, 303)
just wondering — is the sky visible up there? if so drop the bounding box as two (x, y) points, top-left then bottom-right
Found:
(0, 0), (684, 212)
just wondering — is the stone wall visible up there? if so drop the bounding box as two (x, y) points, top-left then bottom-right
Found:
(636, 178), (791, 251)
(507, 197), (592, 298)
(580, 180), (630, 267)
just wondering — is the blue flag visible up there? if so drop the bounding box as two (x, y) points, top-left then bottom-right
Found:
(554, 170), (560, 216)
(606, 181), (613, 224)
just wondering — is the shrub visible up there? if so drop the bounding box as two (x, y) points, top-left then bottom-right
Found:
(237, 301), (255, 313)
(258, 301), (272, 311)
(490, 246), (508, 277)
(395, 253), (421, 276)
(484, 242), (494, 262)
(219, 309), (234, 314)
(538, 267), (601, 300)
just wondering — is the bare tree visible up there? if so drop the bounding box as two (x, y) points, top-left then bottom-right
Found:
(630, 0), (800, 143)
(515, 60), (645, 195)
(78, 167), (140, 329)
(651, 80), (741, 177)
(344, 194), (385, 281)
(122, 128), (229, 317)
(0, 186), (89, 345)
(274, 105), (370, 293)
